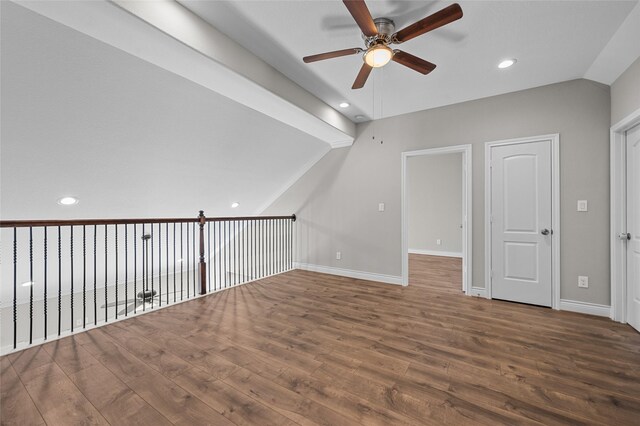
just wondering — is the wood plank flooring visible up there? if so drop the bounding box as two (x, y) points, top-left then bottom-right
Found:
(2, 254), (640, 425)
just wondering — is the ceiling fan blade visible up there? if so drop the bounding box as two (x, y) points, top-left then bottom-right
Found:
(352, 63), (373, 89)
(393, 3), (463, 44)
(392, 50), (436, 75)
(343, 0), (378, 37)
(303, 48), (362, 63)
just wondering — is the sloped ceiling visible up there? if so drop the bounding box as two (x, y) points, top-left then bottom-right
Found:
(0, 2), (329, 220)
(181, 0), (638, 121)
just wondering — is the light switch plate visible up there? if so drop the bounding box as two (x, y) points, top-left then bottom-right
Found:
(378, 203), (385, 212)
(336, 251), (341, 260)
(577, 200), (588, 212)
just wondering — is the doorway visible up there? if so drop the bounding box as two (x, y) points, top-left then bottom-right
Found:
(485, 134), (560, 308)
(611, 110), (640, 332)
(401, 145), (472, 294)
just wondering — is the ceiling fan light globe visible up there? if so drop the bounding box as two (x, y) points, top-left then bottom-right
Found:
(364, 45), (393, 68)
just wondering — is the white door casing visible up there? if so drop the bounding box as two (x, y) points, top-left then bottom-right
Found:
(626, 124), (640, 332)
(401, 144), (473, 294)
(486, 136), (558, 307)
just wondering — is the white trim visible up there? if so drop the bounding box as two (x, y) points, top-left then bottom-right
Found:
(610, 106), (640, 322)
(330, 140), (355, 149)
(254, 147), (330, 215)
(484, 134), (561, 308)
(468, 287), (486, 298)
(409, 249), (463, 258)
(401, 144), (472, 294)
(294, 262), (402, 286)
(559, 299), (611, 318)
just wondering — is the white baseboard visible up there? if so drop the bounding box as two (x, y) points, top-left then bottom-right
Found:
(409, 249), (463, 258)
(294, 262), (403, 286)
(559, 299), (611, 317)
(468, 287), (487, 298)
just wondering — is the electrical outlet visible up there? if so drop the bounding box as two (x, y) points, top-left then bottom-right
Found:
(336, 251), (341, 260)
(578, 276), (589, 288)
(577, 200), (588, 212)
(436, 239), (442, 245)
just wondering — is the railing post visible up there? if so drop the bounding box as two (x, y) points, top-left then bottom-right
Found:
(198, 210), (207, 295)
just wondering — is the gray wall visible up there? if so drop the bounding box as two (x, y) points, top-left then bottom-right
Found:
(266, 79), (612, 305)
(407, 153), (462, 254)
(611, 56), (640, 125)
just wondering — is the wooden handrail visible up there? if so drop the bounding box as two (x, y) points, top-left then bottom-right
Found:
(0, 214), (296, 228)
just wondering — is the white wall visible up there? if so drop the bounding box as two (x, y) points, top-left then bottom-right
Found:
(266, 79), (612, 306)
(611, 56), (640, 125)
(407, 153), (462, 255)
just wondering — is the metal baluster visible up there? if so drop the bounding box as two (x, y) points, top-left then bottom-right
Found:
(173, 223), (176, 303)
(83, 225), (86, 328)
(13, 228), (17, 349)
(94, 225), (97, 325)
(186, 222), (189, 298)
(279, 219), (282, 273)
(193, 222), (196, 295)
(44, 227), (48, 339)
(125, 225), (128, 316)
(180, 223), (184, 300)
(158, 223), (162, 307)
(223, 221), (227, 288)
(134, 224), (137, 314)
(105, 225), (108, 321)
(244, 220), (247, 281)
(29, 227), (34, 343)
(164, 222), (169, 305)
(142, 225), (147, 312)
(58, 226), (61, 336)
(151, 224), (154, 308)
(208, 222), (212, 292)
(70, 226), (74, 333)
(218, 221), (222, 290)
(115, 225), (118, 319)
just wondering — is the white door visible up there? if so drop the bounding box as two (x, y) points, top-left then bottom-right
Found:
(491, 140), (552, 306)
(626, 124), (640, 332)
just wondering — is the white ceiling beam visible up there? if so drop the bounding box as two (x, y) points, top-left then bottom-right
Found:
(15, 0), (355, 147)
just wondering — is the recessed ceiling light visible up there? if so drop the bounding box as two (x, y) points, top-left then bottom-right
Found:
(498, 59), (517, 69)
(339, 102), (350, 108)
(231, 202), (239, 208)
(58, 196), (78, 205)
(22, 281), (34, 287)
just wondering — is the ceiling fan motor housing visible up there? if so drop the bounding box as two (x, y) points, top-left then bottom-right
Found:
(363, 17), (395, 47)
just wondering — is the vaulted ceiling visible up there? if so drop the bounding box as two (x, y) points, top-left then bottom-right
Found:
(181, 0), (639, 121)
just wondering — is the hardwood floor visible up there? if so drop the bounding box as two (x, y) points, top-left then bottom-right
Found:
(2, 254), (640, 425)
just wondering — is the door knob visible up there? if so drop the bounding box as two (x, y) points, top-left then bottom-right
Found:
(541, 229), (550, 236)
(619, 232), (631, 241)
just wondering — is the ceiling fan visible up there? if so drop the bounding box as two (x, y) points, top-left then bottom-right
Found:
(303, 0), (463, 89)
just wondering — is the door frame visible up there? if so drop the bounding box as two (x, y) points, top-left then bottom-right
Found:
(610, 107), (640, 323)
(484, 134), (560, 308)
(401, 144), (473, 294)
